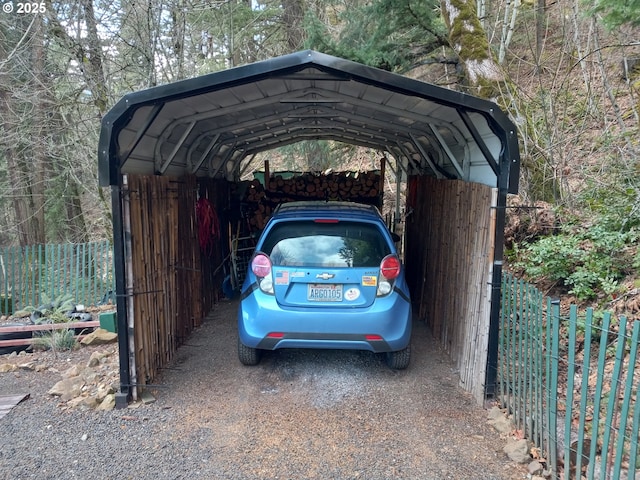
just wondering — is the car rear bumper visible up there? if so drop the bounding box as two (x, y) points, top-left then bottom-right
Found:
(238, 287), (412, 352)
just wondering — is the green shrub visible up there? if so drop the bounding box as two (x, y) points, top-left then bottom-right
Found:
(516, 222), (636, 300)
(519, 234), (582, 282)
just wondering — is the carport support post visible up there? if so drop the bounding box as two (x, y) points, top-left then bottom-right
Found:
(484, 165), (511, 400)
(485, 258), (503, 399)
(112, 184), (131, 408)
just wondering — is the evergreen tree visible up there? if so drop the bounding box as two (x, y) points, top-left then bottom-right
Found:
(590, 0), (640, 28)
(304, 0), (447, 72)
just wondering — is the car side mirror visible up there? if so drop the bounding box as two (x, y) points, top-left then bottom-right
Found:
(390, 232), (401, 243)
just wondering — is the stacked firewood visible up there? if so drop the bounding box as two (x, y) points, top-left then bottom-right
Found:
(242, 171), (382, 230)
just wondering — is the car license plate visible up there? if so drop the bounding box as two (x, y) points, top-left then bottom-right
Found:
(307, 284), (343, 302)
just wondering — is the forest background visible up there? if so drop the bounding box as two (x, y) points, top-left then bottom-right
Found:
(1, 0), (639, 311)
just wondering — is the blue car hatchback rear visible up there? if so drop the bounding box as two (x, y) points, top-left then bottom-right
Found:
(237, 201), (412, 369)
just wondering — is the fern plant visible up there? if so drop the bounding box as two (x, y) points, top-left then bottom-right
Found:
(27, 293), (76, 324)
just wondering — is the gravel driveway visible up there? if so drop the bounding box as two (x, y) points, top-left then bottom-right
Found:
(0, 300), (526, 479)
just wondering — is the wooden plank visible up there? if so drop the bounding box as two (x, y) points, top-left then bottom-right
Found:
(0, 394), (29, 419)
(0, 320), (100, 347)
(0, 320), (99, 333)
(0, 333), (95, 347)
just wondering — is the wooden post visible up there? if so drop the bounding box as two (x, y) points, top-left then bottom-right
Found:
(379, 157), (385, 209)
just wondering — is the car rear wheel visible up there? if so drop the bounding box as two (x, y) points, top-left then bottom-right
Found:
(385, 344), (410, 369)
(238, 338), (261, 366)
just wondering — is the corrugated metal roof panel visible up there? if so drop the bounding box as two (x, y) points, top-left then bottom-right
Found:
(99, 50), (519, 194)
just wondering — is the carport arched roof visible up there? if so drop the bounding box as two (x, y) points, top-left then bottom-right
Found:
(98, 50), (519, 194)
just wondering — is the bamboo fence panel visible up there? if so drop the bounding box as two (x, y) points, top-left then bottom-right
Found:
(128, 175), (157, 384)
(127, 175), (196, 386)
(405, 176), (495, 402)
(125, 174), (228, 388)
(177, 175), (198, 337)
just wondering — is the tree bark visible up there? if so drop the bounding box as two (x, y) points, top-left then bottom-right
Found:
(31, 16), (47, 245)
(47, 0), (109, 117)
(536, 0), (545, 63)
(81, 0), (109, 116)
(0, 22), (23, 244)
(440, 0), (504, 98)
(0, 14), (46, 245)
(282, 0), (306, 52)
(171, 0), (186, 80)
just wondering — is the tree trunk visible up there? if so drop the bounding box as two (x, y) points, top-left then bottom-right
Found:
(171, 0), (186, 80)
(65, 180), (89, 243)
(81, 0), (109, 116)
(31, 17), (47, 245)
(498, 0), (521, 65)
(440, 0), (504, 98)
(0, 27), (22, 244)
(47, 0), (109, 116)
(282, 0), (306, 52)
(536, 0), (545, 63)
(0, 14), (46, 246)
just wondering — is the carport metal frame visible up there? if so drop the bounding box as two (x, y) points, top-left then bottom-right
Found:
(98, 50), (520, 405)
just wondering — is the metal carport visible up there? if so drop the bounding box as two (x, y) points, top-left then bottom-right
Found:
(98, 50), (520, 406)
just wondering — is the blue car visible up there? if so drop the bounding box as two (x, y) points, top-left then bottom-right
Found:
(237, 201), (412, 369)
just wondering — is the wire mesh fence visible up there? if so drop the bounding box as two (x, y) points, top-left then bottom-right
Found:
(0, 241), (114, 315)
(500, 273), (640, 479)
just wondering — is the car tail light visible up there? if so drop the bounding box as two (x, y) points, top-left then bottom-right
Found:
(380, 255), (400, 280)
(251, 253), (272, 278)
(251, 253), (274, 294)
(377, 254), (400, 297)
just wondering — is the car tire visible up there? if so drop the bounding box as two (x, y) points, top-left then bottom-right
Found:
(238, 338), (261, 366)
(385, 344), (410, 369)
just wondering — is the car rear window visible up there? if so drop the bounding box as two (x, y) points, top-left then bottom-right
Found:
(261, 221), (391, 268)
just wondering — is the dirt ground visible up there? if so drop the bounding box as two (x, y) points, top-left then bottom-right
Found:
(143, 299), (527, 479)
(0, 299), (528, 479)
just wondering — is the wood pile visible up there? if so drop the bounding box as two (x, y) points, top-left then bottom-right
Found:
(241, 171), (382, 230)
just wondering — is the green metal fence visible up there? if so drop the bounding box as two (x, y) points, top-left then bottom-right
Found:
(0, 241), (114, 315)
(500, 273), (640, 479)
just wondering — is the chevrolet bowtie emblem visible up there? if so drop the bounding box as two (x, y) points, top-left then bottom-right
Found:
(316, 273), (335, 280)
